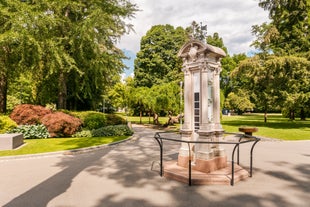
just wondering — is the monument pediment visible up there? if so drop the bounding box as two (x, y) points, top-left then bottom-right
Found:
(178, 40), (226, 62)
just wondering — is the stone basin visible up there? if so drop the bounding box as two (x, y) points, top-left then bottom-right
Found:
(238, 127), (258, 136)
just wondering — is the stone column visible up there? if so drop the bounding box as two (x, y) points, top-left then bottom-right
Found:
(211, 65), (225, 156)
(196, 63), (214, 161)
(213, 66), (221, 130)
(178, 67), (193, 168)
(199, 64), (209, 130)
(182, 67), (192, 131)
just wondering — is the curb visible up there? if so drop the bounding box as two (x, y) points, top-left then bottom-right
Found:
(0, 135), (139, 161)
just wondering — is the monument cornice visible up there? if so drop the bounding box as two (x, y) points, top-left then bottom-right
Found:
(178, 39), (226, 62)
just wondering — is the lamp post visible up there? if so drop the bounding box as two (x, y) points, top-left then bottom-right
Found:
(180, 81), (183, 130)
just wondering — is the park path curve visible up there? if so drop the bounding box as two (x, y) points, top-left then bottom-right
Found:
(0, 124), (309, 207)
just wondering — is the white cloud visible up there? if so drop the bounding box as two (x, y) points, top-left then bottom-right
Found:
(118, 0), (269, 55)
(120, 72), (134, 82)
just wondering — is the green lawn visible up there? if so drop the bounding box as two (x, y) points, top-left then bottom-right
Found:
(0, 136), (128, 157)
(125, 113), (309, 140)
(1, 114), (308, 157)
(222, 114), (310, 140)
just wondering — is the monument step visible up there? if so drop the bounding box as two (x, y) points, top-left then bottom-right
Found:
(163, 160), (249, 185)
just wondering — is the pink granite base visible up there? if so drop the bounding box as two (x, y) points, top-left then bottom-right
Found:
(178, 155), (227, 173)
(193, 156), (227, 173)
(164, 160), (249, 185)
(177, 154), (193, 168)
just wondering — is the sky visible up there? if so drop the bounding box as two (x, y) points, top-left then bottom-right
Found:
(117, 0), (270, 77)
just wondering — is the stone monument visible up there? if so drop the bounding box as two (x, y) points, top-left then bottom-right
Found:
(158, 39), (255, 185)
(177, 39), (227, 173)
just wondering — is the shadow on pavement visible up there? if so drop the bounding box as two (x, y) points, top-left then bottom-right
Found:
(3, 148), (112, 207)
(3, 125), (309, 207)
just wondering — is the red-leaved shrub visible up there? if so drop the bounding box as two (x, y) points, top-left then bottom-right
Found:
(10, 104), (52, 125)
(41, 112), (82, 137)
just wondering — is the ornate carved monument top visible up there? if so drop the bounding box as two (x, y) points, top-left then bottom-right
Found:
(178, 40), (226, 62)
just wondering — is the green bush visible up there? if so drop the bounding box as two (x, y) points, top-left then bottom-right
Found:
(8, 124), (50, 139)
(70, 112), (126, 129)
(0, 116), (17, 133)
(70, 111), (90, 120)
(106, 113), (125, 125)
(72, 130), (92, 138)
(84, 112), (107, 130)
(6, 95), (20, 113)
(91, 125), (133, 137)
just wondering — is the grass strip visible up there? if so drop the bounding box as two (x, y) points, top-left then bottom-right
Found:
(0, 136), (128, 157)
(124, 113), (309, 140)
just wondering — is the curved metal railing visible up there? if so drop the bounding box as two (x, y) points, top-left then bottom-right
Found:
(153, 131), (260, 186)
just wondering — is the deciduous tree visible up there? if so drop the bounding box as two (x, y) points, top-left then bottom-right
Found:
(252, 0), (310, 55)
(231, 55), (310, 121)
(134, 24), (188, 87)
(0, 0), (137, 113)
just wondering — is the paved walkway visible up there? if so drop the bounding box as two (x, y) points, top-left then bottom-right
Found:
(0, 125), (309, 207)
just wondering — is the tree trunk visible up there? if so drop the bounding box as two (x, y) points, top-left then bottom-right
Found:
(300, 107), (306, 120)
(167, 111), (173, 125)
(264, 111), (267, 123)
(153, 113), (159, 125)
(56, 7), (71, 110)
(0, 70), (7, 114)
(58, 71), (67, 109)
(290, 110), (295, 120)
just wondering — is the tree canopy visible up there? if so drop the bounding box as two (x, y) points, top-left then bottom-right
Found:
(134, 24), (188, 88)
(230, 55), (310, 119)
(225, 0), (310, 120)
(252, 0), (310, 55)
(0, 0), (137, 113)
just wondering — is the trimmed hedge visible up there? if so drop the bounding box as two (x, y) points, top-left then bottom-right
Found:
(91, 125), (133, 137)
(72, 130), (92, 138)
(106, 113), (125, 125)
(71, 111), (125, 129)
(84, 113), (107, 130)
